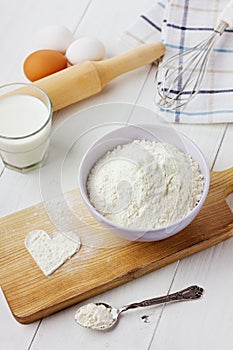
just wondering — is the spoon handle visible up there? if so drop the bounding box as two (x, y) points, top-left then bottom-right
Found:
(121, 285), (203, 312)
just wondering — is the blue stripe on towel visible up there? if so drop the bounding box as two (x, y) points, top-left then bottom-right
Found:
(161, 108), (233, 116)
(166, 23), (233, 33)
(159, 88), (233, 95)
(139, 16), (233, 35)
(140, 15), (161, 32)
(167, 23), (213, 31)
(165, 43), (233, 53)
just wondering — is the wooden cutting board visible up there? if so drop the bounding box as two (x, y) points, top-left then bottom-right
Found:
(0, 168), (233, 324)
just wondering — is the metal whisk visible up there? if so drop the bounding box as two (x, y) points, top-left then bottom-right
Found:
(155, 0), (233, 111)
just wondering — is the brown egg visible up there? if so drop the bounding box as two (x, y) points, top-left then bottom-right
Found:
(23, 49), (67, 81)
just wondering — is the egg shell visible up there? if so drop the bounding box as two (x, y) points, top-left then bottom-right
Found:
(33, 25), (74, 53)
(66, 37), (105, 65)
(23, 50), (67, 82)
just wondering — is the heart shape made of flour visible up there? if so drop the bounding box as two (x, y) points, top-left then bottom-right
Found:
(25, 230), (81, 276)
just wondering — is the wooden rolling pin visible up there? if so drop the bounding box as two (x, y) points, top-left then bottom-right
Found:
(34, 42), (165, 111)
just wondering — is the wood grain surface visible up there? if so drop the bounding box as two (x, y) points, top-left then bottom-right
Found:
(0, 167), (232, 324)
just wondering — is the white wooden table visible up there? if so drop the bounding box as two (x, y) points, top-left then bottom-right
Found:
(1, 1), (233, 349)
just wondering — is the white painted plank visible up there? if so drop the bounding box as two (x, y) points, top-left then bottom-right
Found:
(212, 124), (233, 171)
(214, 123), (233, 210)
(76, 0), (154, 56)
(30, 264), (177, 350)
(0, 288), (39, 350)
(149, 241), (233, 350)
(0, 161), (4, 177)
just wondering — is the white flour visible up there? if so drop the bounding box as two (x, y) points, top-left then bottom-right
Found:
(75, 303), (114, 329)
(87, 140), (204, 230)
(25, 230), (81, 276)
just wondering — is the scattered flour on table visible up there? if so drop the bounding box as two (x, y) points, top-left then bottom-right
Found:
(87, 140), (204, 230)
(75, 303), (114, 329)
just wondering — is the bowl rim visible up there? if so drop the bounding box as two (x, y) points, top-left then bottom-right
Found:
(78, 123), (210, 235)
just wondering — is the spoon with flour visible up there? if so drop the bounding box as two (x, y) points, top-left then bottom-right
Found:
(75, 285), (203, 330)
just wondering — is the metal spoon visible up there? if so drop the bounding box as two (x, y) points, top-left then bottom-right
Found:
(75, 285), (203, 330)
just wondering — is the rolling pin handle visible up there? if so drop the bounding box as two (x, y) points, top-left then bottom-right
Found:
(35, 42), (165, 111)
(94, 42), (165, 86)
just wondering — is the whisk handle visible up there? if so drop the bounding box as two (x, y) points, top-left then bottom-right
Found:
(218, 0), (233, 27)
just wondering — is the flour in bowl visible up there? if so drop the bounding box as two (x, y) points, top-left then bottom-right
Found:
(87, 140), (204, 230)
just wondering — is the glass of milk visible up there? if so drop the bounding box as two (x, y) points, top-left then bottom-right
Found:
(0, 83), (52, 172)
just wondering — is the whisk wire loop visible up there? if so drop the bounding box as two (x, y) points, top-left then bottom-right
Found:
(155, 20), (228, 110)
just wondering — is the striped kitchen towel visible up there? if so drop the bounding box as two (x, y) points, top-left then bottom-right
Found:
(122, 0), (233, 123)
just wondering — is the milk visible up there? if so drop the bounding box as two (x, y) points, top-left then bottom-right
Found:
(0, 93), (52, 170)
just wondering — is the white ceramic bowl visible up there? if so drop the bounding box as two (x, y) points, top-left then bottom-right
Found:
(78, 124), (210, 242)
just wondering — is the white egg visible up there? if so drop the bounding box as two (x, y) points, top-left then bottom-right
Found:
(33, 25), (74, 53)
(66, 37), (105, 65)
